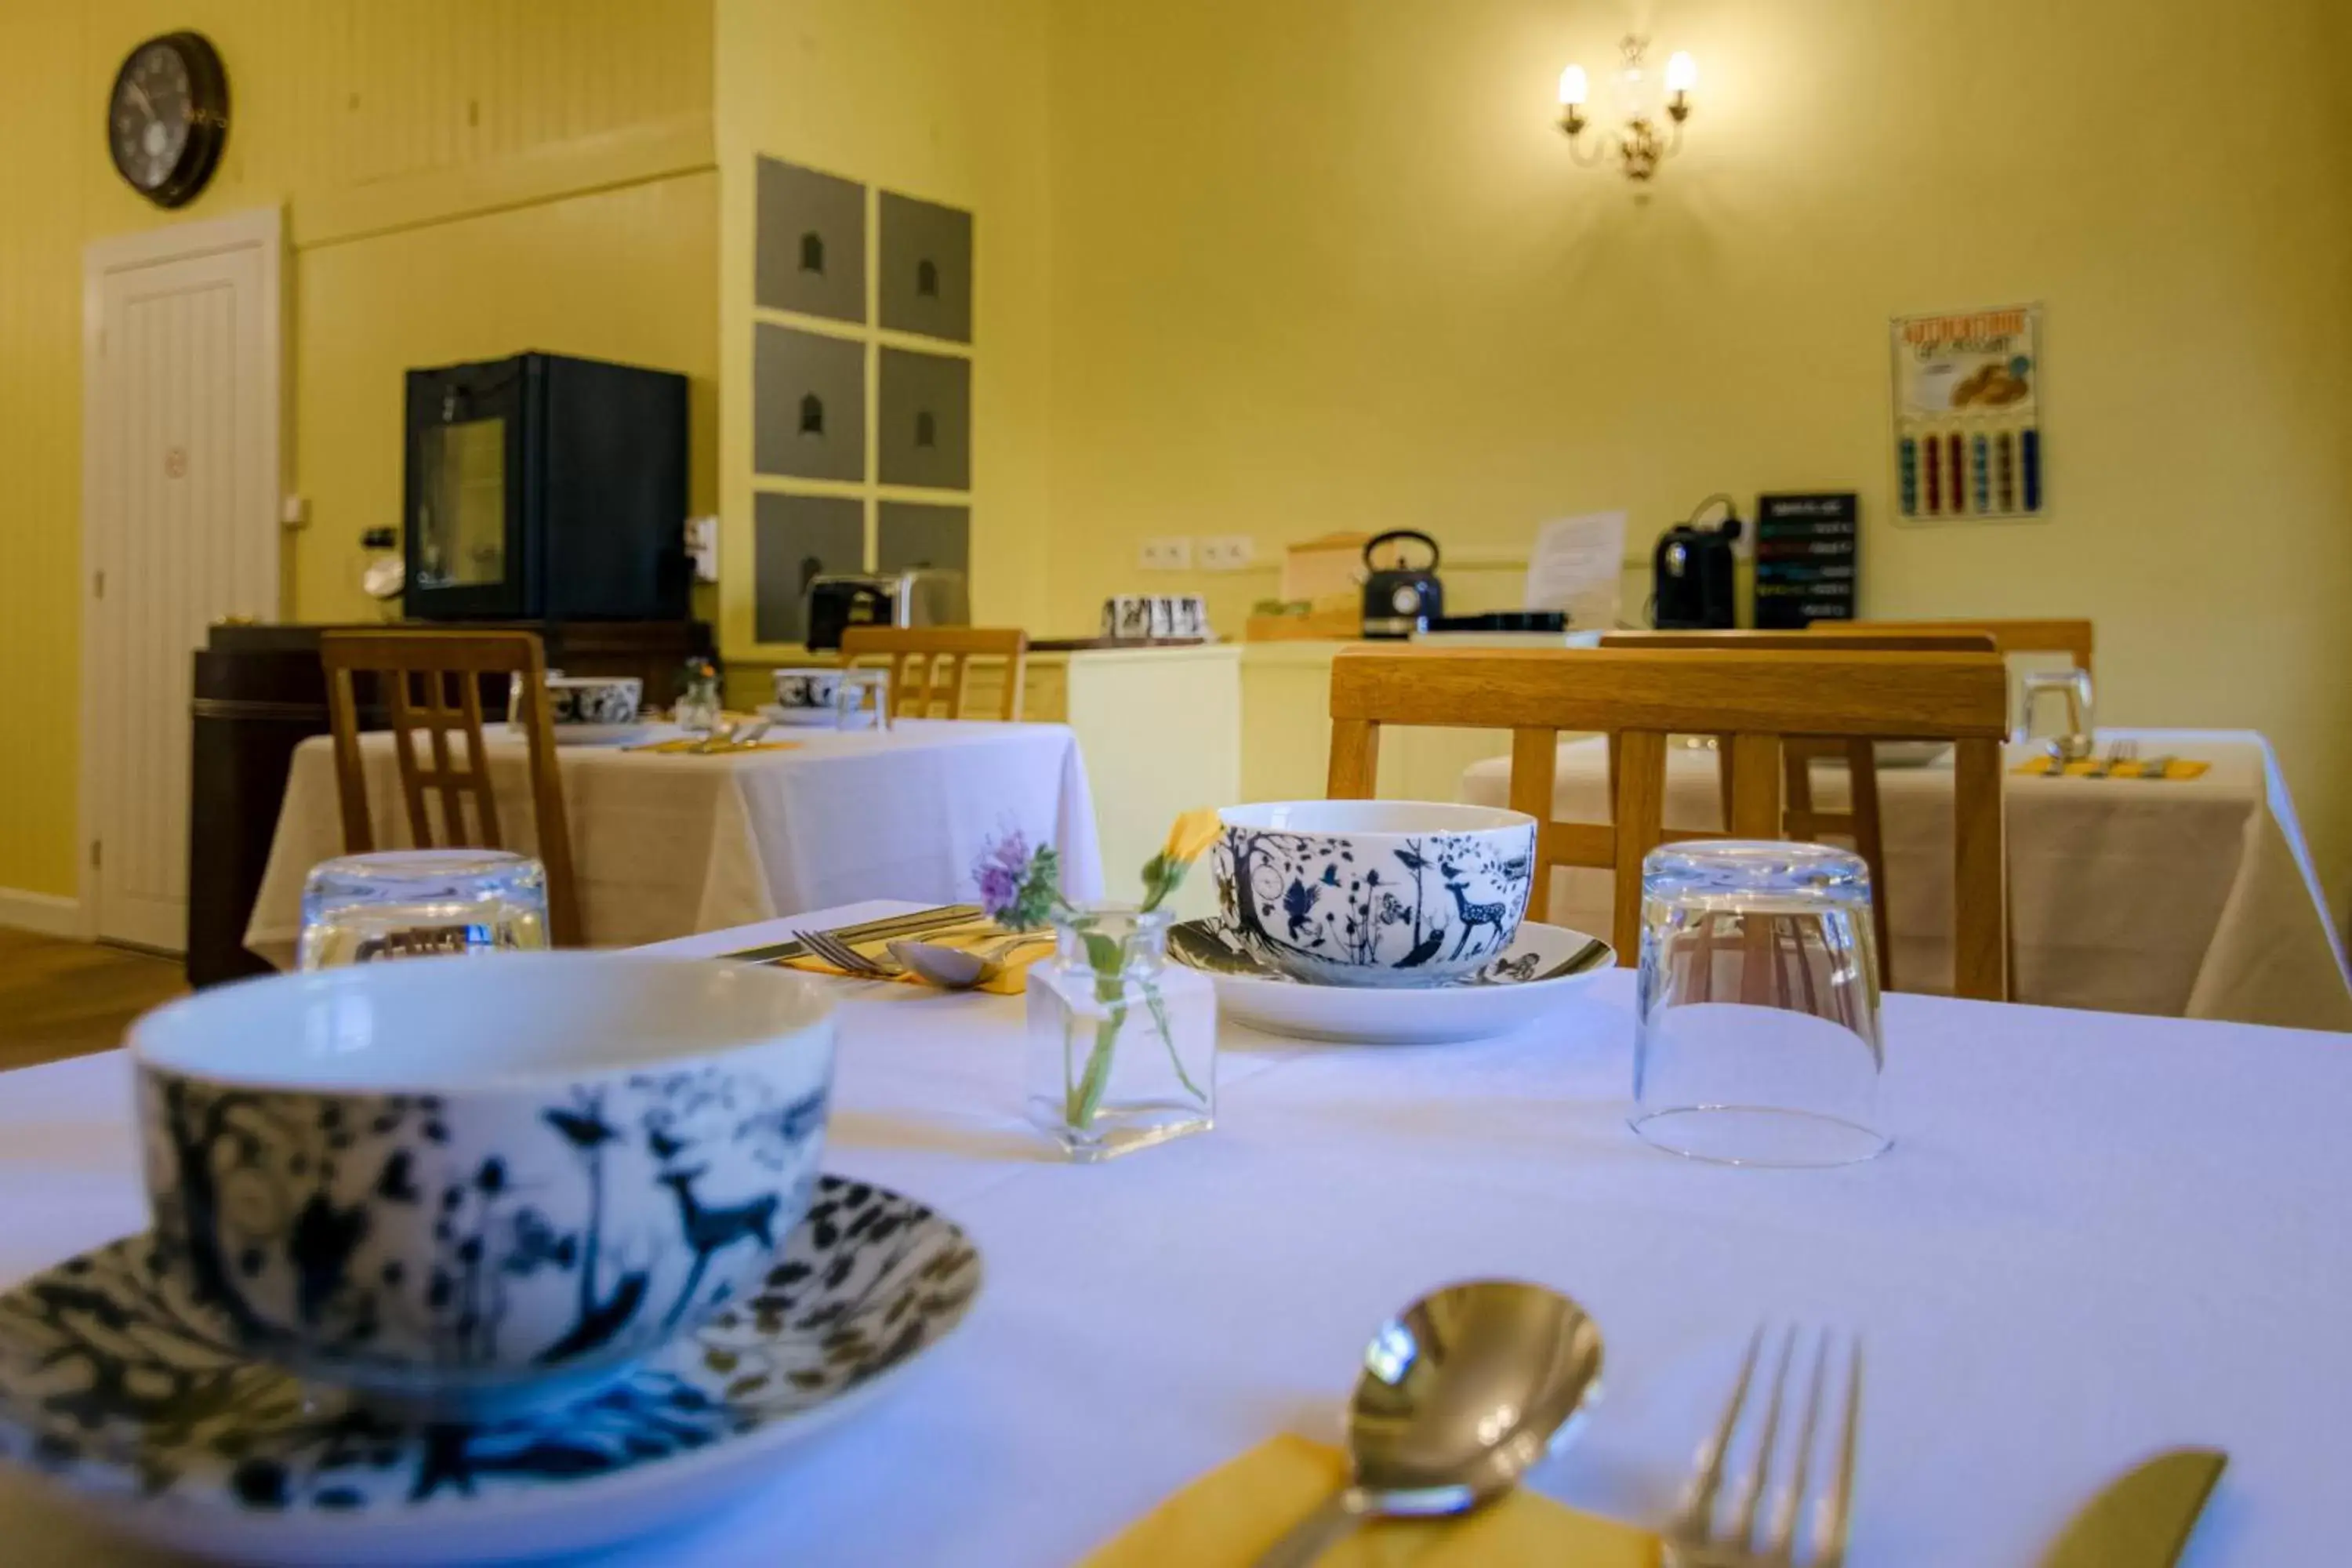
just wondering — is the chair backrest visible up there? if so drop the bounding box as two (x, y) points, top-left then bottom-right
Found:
(839, 626), (1029, 720)
(1599, 630), (1999, 656)
(1326, 645), (2013, 1000)
(1831, 618), (2092, 678)
(1598, 630), (1999, 990)
(319, 630), (583, 947)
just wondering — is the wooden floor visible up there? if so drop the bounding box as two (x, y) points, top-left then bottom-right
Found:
(0, 927), (186, 1071)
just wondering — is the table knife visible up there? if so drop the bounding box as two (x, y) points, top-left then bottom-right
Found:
(2040, 1448), (2227, 1568)
(724, 904), (983, 964)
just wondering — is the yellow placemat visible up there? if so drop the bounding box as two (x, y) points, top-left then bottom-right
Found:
(2013, 755), (2209, 780)
(780, 921), (1053, 996)
(1080, 1436), (1660, 1568)
(626, 738), (803, 756)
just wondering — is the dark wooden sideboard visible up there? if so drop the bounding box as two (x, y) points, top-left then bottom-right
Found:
(187, 619), (713, 989)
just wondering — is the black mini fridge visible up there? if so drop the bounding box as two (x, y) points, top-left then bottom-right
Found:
(403, 350), (689, 620)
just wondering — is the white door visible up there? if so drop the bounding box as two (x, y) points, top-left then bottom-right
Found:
(84, 211), (281, 952)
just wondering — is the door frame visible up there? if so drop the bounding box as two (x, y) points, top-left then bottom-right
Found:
(78, 205), (285, 942)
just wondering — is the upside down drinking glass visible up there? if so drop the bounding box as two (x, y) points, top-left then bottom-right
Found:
(1631, 840), (1889, 1167)
(299, 849), (551, 968)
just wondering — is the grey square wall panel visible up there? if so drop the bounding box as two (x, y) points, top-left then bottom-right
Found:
(877, 347), (971, 489)
(755, 492), (866, 644)
(877, 501), (971, 579)
(755, 158), (866, 324)
(878, 191), (974, 343)
(754, 323), (866, 481)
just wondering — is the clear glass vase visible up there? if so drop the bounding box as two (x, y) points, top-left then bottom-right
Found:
(1025, 903), (1217, 1161)
(674, 673), (723, 735)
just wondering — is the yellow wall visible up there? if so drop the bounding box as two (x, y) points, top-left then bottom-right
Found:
(0, 1), (715, 899)
(295, 174), (719, 625)
(1043, 0), (2352, 901)
(712, 0), (1056, 660)
(0, 10), (92, 901)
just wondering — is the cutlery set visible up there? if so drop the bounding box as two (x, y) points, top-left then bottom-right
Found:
(721, 903), (982, 964)
(798, 924), (1054, 988)
(1249, 1283), (2220, 1567)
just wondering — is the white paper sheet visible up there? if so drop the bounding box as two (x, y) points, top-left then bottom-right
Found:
(1525, 510), (1627, 630)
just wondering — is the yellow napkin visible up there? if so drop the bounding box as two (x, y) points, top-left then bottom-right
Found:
(1079, 1436), (1660, 1568)
(2013, 754), (2209, 780)
(780, 921), (1054, 996)
(626, 737), (803, 755)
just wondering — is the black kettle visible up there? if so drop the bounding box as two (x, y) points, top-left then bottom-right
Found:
(1361, 529), (1445, 638)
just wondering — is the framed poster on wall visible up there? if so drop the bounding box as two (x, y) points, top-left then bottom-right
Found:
(1890, 304), (2042, 521)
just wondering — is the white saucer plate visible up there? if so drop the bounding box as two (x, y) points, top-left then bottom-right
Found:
(0, 1176), (981, 1566)
(1174, 919), (1613, 1044)
(757, 704), (841, 728)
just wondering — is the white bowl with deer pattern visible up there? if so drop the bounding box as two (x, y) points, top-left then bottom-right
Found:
(1213, 801), (1538, 987)
(129, 953), (836, 1414)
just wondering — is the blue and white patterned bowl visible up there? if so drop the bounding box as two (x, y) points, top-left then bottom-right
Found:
(1214, 801), (1538, 987)
(546, 675), (642, 727)
(129, 954), (835, 1414)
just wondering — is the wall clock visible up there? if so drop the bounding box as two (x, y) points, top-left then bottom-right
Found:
(107, 31), (230, 209)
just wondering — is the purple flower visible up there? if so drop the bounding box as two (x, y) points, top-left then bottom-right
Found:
(974, 830), (1033, 920)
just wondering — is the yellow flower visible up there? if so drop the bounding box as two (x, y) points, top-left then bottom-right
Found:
(1161, 808), (1222, 867)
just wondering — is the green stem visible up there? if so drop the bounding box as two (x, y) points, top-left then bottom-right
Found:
(1144, 984), (1205, 1103)
(1069, 992), (1125, 1127)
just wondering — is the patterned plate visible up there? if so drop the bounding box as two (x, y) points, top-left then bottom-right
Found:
(1171, 919), (1615, 1044)
(0, 1176), (981, 1566)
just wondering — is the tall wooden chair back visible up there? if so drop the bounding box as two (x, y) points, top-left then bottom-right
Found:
(1326, 646), (2013, 1000)
(839, 626), (1029, 720)
(319, 630), (583, 947)
(1599, 630), (1998, 986)
(1831, 618), (2093, 678)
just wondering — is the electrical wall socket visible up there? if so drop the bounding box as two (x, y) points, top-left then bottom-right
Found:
(1138, 536), (1193, 571)
(684, 514), (720, 583)
(1198, 535), (1256, 572)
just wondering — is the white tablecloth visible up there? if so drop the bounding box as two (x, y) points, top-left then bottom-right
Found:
(3, 902), (2347, 1565)
(1461, 728), (2352, 1032)
(244, 721), (1105, 960)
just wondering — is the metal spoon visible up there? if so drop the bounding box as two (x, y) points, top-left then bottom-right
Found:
(1251, 1279), (1604, 1568)
(1530, 935), (1613, 983)
(1167, 920), (1272, 977)
(887, 930), (1055, 989)
(694, 717), (775, 753)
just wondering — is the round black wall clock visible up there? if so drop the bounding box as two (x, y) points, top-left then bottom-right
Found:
(107, 31), (230, 209)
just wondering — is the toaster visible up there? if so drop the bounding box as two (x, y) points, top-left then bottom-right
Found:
(804, 570), (970, 651)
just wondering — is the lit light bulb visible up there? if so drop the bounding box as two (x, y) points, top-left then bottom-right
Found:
(1557, 64), (1588, 107)
(1665, 51), (1697, 94)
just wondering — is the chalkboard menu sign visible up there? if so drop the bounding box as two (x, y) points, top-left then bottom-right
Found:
(1754, 492), (1858, 629)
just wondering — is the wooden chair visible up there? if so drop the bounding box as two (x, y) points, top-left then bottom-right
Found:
(1327, 646), (2013, 1000)
(1829, 619), (2092, 678)
(320, 630), (583, 947)
(1599, 630), (1998, 986)
(839, 626), (1029, 720)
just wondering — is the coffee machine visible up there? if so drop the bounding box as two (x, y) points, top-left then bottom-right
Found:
(1651, 498), (1742, 629)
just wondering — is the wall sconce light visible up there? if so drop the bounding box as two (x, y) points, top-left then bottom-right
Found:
(1558, 36), (1696, 181)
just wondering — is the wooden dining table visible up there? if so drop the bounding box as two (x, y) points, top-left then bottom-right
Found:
(1, 899), (2344, 1564)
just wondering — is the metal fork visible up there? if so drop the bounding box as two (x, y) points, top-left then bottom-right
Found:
(797, 927), (904, 977)
(1664, 1326), (1863, 1568)
(2086, 739), (2136, 779)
